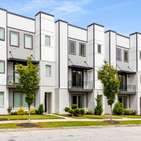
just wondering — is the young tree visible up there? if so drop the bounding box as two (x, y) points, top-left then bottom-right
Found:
(98, 62), (120, 120)
(16, 57), (39, 120)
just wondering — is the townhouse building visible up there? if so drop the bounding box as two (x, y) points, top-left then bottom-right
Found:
(0, 8), (140, 115)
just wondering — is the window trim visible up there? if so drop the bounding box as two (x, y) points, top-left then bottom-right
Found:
(24, 34), (33, 50)
(79, 42), (86, 57)
(0, 27), (5, 41)
(45, 35), (51, 47)
(10, 31), (19, 47)
(0, 92), (4, 107)
(0, 60), (5, 74)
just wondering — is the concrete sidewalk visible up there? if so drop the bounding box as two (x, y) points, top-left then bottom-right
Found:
(0, 116), (141, 124)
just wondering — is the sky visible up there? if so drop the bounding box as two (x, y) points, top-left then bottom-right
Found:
(0, 0), (141, 35)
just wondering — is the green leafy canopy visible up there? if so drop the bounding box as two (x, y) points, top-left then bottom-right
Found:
(98, 62), (120, 106)
(16, 57), (39, 106)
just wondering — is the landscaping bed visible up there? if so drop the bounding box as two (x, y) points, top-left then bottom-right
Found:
(0, 114), (63, 121)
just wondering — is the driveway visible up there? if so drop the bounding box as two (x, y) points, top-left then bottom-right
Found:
(0, 126), (141, 141)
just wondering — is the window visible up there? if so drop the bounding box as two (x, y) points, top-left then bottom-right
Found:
(45, 65), (51, 77)
(124, 50), (128, 62)
(69, 40), (76, 55)
(116, 48), (122, 61)
(24, 34), (33, 49)
(0, 92), (4, 107)
(97, 44), (101, 53)
(10, 31), (19, 47)
(140, 51), (141, 59)
(0, 61), (5, 73)
(45, 35), (51, 47)
(14, 93), (21, 107)
(0, 27), (5, 41)
(13, 93), (28, 108)
(79, 43), (86, 57)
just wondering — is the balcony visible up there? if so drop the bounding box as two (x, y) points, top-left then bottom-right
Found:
(68, 80), (93, 93)
(7, 75), (19, 88)
(119, 85), (136, 95)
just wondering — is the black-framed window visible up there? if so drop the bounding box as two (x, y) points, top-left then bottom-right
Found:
(10, 31), (19, 47)
(116, 48), (122, 61)
(124, 50), (128, 62)
(97, 44), (101, 53)
(69, 40), (76, 55)
(0, 27), (5, 41)
(24, 34), (33, 49)
(0, 61), (5, 74)
(45, 35), (51, 47)
(0, 92), (4, 107)
(79, 43), (86, 57)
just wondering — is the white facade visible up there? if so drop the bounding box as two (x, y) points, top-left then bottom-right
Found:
(0, 8), (141, 114)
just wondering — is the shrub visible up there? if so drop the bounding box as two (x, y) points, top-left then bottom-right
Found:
(64, 105), (85, 116)
(64, 107), (70, 112)
(37, 104), (44, 115)
(11, 111), (17, 115)
(123, 109), (136, 115)
(95, 95), (103, 115)
(7, 107), (12, 114)
(30, 106), (36, 115)
(113, 101), (124, 115)
(17, 107), (25, 115)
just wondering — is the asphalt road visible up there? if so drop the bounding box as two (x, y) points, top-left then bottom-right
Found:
(1, 126), (141, 141)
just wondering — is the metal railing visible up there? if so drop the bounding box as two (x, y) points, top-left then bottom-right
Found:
(68, 80), (93, 91)
(120, 85), (136, 93)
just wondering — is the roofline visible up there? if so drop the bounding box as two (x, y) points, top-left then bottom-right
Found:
(87, 22), (104, 28)
(8, 11), (35, 21)
(105, 30), (129, 39)
(130, 32), (141, 36)
(35, 11), (54, 17)
(55, 19), (68, 24)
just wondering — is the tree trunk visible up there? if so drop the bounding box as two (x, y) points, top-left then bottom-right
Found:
(28, 104), (31, 122)
(110, 105), (112, 121)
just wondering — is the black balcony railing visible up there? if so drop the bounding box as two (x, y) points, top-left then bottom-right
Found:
(68, 80), (93, 92)
(120, 85), (136, 94)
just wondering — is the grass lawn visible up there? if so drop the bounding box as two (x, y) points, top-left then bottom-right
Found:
(0, 114), (63, 121)
(1, 120), (141, 129)
(61, 114), (141, 119)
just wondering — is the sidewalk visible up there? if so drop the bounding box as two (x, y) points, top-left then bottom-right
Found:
(0, 115), (141, 124)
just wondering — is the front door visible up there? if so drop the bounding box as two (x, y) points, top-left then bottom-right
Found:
(71, 95), (84, 108)
(44, 93), (51, 113)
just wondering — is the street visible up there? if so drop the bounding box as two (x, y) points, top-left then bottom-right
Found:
(0, 126), (141, 141)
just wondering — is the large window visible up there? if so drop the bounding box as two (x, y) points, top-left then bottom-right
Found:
(45, 65), (51, 77)
(45, 35), (51, 47)
(69, 40), (76, 55)
(24, 34), (33, 49)
(72, 95), (84, 108)
(0, 27), (5, 41)
(116, 48), (122, 61)
(124, 50), (128, 62)
(10, 31), (19, 47)
(79, 43), (86, 57)
(0, 61), (5, 73)
(13, 93), (28, 108)
(0, 92), (4, 107)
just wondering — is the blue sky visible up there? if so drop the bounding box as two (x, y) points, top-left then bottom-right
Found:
(0, 0), (141, 35)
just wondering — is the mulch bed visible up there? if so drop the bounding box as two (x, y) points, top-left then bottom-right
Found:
(104, 120), (120, 124)
(16, 123), (39, 128)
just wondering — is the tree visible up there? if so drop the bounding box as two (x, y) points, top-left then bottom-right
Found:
(98, 62), (120, 120)
(95, 95), (103, 115)
(16, 57), (39, 120)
